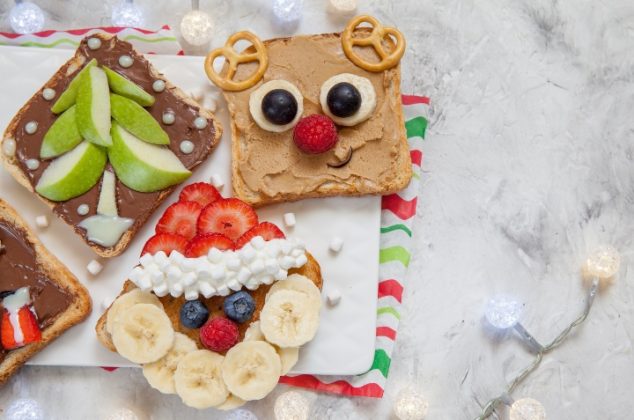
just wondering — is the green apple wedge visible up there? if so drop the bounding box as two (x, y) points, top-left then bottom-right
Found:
(103, 66), (155, 107)
(51, 58), (97, 114)
(76, 66), (112, 147)
(110, 94), (169, 145)
(35, 141), (107, 201)
(40, 105), (83, 159)
(108, 123), (190, 192)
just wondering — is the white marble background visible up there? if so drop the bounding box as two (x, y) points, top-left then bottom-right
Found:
(1, 0), (634, 419)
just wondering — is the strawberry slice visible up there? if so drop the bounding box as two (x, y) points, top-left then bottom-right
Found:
(235, 222), (286, 249)
(141, 233), (188, 256)
(179, 182), (222, 207)
(197, 198), (258, 241)
(1, 306), (41, 350)
(156, 201), (202, 240)
(185, 233), (235, 258)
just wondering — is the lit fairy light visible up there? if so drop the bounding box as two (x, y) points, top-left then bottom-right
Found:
(274, 391), (310, 420)
(394, 387), (429, 420)
(586, 245), (620, 279)
(509, 398), (546, 420)
(484, 295), (522, 329)
(111, 0), (144, 28)
(225, 408), (258, 420)
(272, 0), (304, 28)
(104, 407), (139, 420)
(5, 398), (44, 420)
(327, 0), (358, 16)
(180, 9), (214, 46)
(9, 1), (45, 34)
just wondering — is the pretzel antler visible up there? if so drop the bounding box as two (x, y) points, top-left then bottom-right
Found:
(341, 15), (406, 72)
(204, 31), (268, 91)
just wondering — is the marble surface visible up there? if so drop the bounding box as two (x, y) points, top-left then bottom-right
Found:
(1, 0), (633, 419)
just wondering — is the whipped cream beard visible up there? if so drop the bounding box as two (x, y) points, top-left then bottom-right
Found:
(129, 237), (308, 300)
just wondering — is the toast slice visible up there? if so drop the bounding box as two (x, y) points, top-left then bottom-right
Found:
(1, 34), (222, 257)
(223, 32), (411, 207)
(95, 252), (321, 352)
(0, 199), (91, 384)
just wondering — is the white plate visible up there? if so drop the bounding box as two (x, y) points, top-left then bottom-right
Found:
(0, 46), (379, 376)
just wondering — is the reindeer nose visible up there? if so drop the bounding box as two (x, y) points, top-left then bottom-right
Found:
(293, 114), (339, 154)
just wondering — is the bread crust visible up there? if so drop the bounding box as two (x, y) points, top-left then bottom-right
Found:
(95, 252), (322, 353)
(0, 33), (222, 257)
(0, 199), (92, 384)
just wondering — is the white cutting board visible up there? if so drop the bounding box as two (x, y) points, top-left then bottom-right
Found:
(0, 46), (379, 376)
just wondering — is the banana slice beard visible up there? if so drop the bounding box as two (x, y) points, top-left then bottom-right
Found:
(111, 303), (175, 364)
(244, 321), (299, 375)
(216, 394), (246, 411)
(266, 274), (322, 306)
(319, 73), (376, 126)
(174, 350), (229, 409)
(249, 80), (304, 132)
(143, 333), (197, 394)
(106, 288), (163, 334)
(260, 289), (321, 348)
(222, 341), (282, 401)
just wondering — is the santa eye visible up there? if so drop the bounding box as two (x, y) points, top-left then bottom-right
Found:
(249, 80), (304, 132)
(320, 73), (376, 126)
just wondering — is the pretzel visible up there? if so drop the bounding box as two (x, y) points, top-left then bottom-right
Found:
(204, 31), (268, 91)
(341, 15), (406, 72)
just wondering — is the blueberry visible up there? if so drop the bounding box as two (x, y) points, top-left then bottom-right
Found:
(179, 300), (209, 329)
(261, 89), (298, 125)
(327, 82), (361, 118)
(223, 291), (255, 323)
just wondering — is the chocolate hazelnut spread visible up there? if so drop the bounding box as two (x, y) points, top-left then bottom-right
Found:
(0, 222), (72, 329)
(10, 36), (217, 251)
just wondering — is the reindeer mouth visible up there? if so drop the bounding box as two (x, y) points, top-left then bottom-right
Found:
(327, 146), (353, 168)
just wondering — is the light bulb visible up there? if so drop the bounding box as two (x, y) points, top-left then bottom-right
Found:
(484, 295), (522, 329)
(104, 408), (139, 420)
(9, 1), (45, 34)
(5, 398), (44, 420)
(274, 391), (310, 420)
(180, 10), (214, 46)
(394, 387), (429, 420)
(225, 408), (258, 420)
(273, 0), (304, 27)
(111, 0), (144, 28)
(509, 398), (545, 420)
(328, 0), (358, 15)
(586, 245), (620, 279)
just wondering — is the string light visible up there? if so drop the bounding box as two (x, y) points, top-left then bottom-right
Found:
(484, 295), (522, 329)
(394, 387), (429, 420)
(509, 398), (546, 420)
(274, 391), (310, 420)
(104, 407), (139, 420)
(111, 0), (144, 28)
(224, 408), (258, 420)
(180, 0), (214, 46)
(9, 1), (45, 34)
(327, 0), (358, 16)
(5, 398), (44, 420)
(272, 0), (304, 29)
(586, 245), (620, 279)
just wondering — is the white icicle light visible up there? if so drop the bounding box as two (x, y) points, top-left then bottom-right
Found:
(274, 391), (310, 420)
(273, 0), (304, 27)
(509, 398), (546, 420)
(484, 295), (522, 329)
(111, 0), (144, 28)
(9, 1), (45, 35)
(180, 10), (214, 46)
(394, 387), (429, 420)
(586, 245), (620, 279)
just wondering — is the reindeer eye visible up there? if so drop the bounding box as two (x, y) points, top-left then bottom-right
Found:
(320, 73), (376, 127)
(249, 80), (303, 133)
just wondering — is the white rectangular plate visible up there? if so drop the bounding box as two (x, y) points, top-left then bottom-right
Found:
(0, 46), (379, 376)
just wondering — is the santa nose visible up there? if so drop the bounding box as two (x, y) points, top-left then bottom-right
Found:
(292, 114), (339, 154)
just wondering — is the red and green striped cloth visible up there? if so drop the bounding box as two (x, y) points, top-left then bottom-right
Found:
(280, 95), (429, 397)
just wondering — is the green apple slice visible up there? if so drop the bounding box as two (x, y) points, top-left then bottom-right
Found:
(35, 141), (107, 202)
(110, 94), (169, 145)
(104, 66), (155, 107)
(108, 123), (190, 192)
(51, 58), (97, 114)
(97, 170), (118, 216)
(76, 66), (112, 147)
(40, 105), (83, 159)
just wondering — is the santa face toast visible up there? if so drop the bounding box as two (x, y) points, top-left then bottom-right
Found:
(204, 15), (411, 206)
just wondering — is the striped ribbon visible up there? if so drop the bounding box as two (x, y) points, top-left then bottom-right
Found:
(280, 94), (429, 397)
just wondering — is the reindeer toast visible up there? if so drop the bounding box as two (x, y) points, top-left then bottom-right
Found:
(204, 16), (411, 206)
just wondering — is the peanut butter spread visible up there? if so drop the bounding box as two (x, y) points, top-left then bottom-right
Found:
(224, 33), (406, 199)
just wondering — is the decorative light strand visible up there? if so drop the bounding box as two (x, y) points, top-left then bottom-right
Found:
(475, 246), (620, 419)
(111, 0), (144, 28)
(180, 0), (214, 46)
(9, 0), (45, 34)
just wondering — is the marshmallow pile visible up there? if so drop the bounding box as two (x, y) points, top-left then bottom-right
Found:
(129, 236), (308, 300)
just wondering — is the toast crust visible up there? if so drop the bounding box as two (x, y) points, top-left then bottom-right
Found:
(1, 33), (222, 257)
(96, 252), (322, 353)
(0, 199), (92, 384)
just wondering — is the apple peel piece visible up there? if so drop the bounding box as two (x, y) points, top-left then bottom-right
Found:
(104, 66), (155, 107)
(110, 94), (169, 145)
(76, 66), (112, 147)
(40, 105), (83, 159)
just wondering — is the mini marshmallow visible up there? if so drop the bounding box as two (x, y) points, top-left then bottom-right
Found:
(208, 248), (223, 263)
(169, 251), (185, 265)
(216, 285), (230, 296)
(250, 259), (265, 274)
(261, 275), (275, 285)
(170, 282), (184, 298)
(251, 236), (266, 250)
(265, 258), (279, 274)
(327, 288), (342, 306)
(295, 254), (308, 267)
(226, 257), (241, 271)
(150, 270), (165, 285)
(87, 259), (103, 276)
(237, 267), (251, 283)
(239, 246), (256, 263)
(128, 266), (144, 283)
(198, 282), (216, 298)
(154, 252), (170, 270)
(211, 266), (226, 281)
(35, 215), (49, 228)
(154, 284), (169, 297)
(329, 236), (344, 253)
(280, 256), (295, 270)
(139, 253), (155, 267)
(182, 272), (197, 287)
(227, 279), (242, 291)
(137, 276), (152, 291)
(210, 173), (224, 190)
(274, 269), (287, 281)
(283, 212), (296, 228)
(184, 288), (198, 301)
(167, 266), (183, 281)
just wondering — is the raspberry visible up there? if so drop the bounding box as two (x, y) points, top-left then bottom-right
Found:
(293, 114), (339, 154)
(199, 317), (239, 352)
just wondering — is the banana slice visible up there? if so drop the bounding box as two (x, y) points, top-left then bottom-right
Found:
(142, 333), (197, 394)
(216, 394), (246, 411)
(106, 288), (163, 334)
(174, 350), (228, 409)
(222, 341), (281, 401)
(244, 321), (299, 375)
(260, 289), (320, 348)
(266, 274), (322, 306)
(111, 303), (175, 364)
